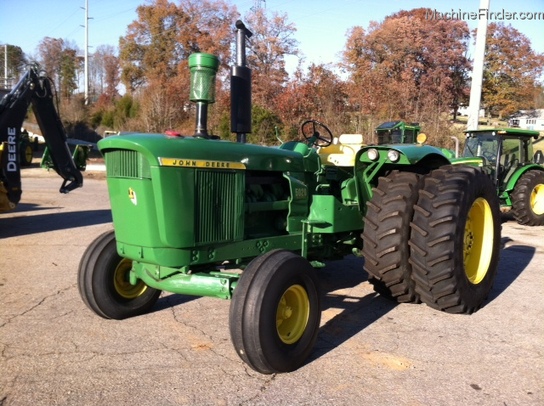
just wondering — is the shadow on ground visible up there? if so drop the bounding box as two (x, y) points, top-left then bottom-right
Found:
(308, 256), (398, 363)
(0, 209), (112, 238)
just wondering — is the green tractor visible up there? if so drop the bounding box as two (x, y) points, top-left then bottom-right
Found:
(78, 21), (502, 374)
(453, 128), (544, 226)
(375, 120), (457, 159)
(375, 120), (423, 144)
(19, 128), (34, 166)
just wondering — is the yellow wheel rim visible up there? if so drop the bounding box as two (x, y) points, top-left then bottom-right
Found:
(464, 197), (494, 284)
(276, 284), (310, 345)
(25, 146), (33, 163)
(113, 259), (147, 299)
(531, 184), (544, 215)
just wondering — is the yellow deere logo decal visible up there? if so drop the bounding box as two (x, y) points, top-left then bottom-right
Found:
(128, 187), (137, 205)
(158, 158), (246, 170)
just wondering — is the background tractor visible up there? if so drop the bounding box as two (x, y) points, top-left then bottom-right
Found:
(453, 128), (544, 226)
(375, 120), (422, 144)
(374, 120), (456, 158)
(78, 21), (502, 374)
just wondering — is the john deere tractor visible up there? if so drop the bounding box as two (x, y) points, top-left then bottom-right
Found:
(374, 120), (457, 160)
(375, 120), (422, 144)
(453, 128), (544, 226)
(78, 21), (502, 374)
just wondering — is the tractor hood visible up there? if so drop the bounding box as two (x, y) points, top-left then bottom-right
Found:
(358, 143), (451, 165)
(98, 133), (316, 173)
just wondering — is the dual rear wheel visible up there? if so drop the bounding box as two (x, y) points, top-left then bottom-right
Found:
(363, 165), (501, 314)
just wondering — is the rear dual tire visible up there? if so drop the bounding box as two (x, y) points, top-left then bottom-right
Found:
(409, 166), (501, 314)
(362, 171), (423, 303)
(362, 166), (500, 314)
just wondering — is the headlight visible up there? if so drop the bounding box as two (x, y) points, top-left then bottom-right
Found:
(367, 148), (379, 161)
(387, 150), (400, 162)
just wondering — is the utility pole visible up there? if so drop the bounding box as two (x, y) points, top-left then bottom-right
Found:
(467, 0), (490, 131)
(82, 0), (90, 104)
(4, 44), (8, 89)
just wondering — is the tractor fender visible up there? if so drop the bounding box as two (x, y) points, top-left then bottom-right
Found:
(357, 144), (451, 166)
(503, 164), (544, 194)
(355, 144), (451, 206)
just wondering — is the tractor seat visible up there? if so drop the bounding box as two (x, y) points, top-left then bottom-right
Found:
(319, 133), (365, 166)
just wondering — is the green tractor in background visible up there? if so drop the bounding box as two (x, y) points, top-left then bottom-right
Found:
(375, 120), (456, 159)
(375, 120), (424, 145)
(19, 128), (34, 166)
(452, 128), (544, 226)
(78, 21), (502, 374)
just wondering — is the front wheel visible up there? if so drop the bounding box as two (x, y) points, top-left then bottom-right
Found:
(409, 166), (501, 314)
(511, 170), (544, 226)
(229, 250), (321, 374)
(78, 230), (161, 319)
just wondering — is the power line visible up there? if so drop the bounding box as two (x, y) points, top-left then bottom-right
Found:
(252, 0), (266, 11)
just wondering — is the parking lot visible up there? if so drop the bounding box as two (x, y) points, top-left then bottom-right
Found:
(1, 168), (543, 406)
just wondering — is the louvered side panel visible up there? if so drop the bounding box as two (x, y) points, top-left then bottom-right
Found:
(195, 170), (244, 244)
(105, 150), (150, 179)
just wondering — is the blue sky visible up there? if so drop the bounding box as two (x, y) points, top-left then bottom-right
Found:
(1, 0), (543, 74)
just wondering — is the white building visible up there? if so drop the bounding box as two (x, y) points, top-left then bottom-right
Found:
(508, 109), (544, 131)
(457, 106), (485, 117)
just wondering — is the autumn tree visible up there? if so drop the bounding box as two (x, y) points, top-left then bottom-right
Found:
(244, 7), (299, 109)
(482, 23), (544, 118)
(38, 37), (64, 90)
(535, 85), (544, 109)
(276, 63), (348, 138)
(59, 48), (78, 98)
(0, 45), (26, 87)
(342, 8), (471, 142)
(37, 37), (80, 99)
(118, 0), (236, 132)
(90, 45), (120, 100)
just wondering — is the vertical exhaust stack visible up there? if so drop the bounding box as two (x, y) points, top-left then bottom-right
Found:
(231, 20), (253, 143)
(189, 53), (220, 138)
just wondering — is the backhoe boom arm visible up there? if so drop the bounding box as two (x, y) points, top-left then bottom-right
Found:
(0, 65), (83, 211)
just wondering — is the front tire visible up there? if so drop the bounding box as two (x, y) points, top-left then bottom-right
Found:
(511, 170), (544, 226)
(409, 166), (501, 314)
(362, 171), (423, 303)
(229, 250), (321, 374)
(78, 230), (161, 319)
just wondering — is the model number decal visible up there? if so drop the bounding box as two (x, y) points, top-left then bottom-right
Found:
(158, 158), (246, 170)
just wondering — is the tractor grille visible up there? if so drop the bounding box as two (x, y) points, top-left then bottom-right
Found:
(105, 150), (151, 179)
(195, 170), (244, 244)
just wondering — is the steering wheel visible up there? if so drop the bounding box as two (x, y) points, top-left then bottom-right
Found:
(300, 120), (333, 147)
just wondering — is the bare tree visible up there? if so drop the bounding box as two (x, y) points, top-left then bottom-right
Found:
(244, 7), (299, 108)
